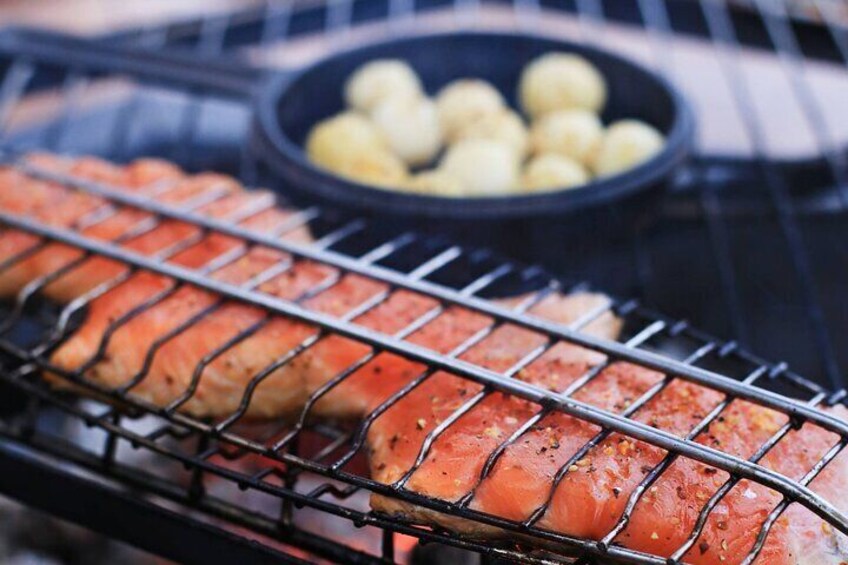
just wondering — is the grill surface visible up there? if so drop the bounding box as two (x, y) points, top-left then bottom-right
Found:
(1, 150), (847, 565)
(1, 1), (848, 564)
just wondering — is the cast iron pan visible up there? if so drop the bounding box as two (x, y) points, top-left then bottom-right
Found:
(249, 31), (695, 260)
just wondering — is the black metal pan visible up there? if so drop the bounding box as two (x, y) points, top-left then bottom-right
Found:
(248, 31), (695, 260)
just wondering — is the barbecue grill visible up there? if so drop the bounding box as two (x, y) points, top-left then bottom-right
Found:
(1, 1), (847, 564)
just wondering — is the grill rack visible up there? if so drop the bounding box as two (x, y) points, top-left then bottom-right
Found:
(1, 0), (848, 563)
(0, 152), (847, 565)
(4, 0), (848, 384)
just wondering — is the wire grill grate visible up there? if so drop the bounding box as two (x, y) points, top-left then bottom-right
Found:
(1, 1), (848, 563)
(0, 152), (845, 564)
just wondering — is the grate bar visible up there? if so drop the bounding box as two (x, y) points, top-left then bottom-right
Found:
(389, 0), (416, 24)
(0, 60), (35, 135)
(260, 1), (294, 46)
(0, 237), (46, 275)
(41, 69), (87, 152)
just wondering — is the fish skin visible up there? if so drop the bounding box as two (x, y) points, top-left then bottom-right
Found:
(0, 156), (846, 565)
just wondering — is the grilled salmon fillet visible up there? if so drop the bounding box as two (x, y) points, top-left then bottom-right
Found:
(0, 155), (846, 565)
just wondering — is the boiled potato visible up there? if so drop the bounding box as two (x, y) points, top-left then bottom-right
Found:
(591, 120), (664, 177)
(306, 112), (407, 187)
(521, 153), (589, 192)
(344, 59), (423, 113)
(316, 52), (664, 197)
(306, 112), (387, 162)
(436, 80), (505, 142)
(453, 109), (529, 159)
(336, 151), (408, 187)
(406, 169), (466, 196)
(371, 96), (443, 166)
(439, 139), (519, 196)
(530, 109), (603, 165)
(519, 53), (607, 118)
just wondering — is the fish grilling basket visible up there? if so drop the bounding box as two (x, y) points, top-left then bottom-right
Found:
(1, 1), (848, 564)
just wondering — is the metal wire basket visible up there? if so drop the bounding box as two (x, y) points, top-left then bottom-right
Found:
(1, 1), (848, 564)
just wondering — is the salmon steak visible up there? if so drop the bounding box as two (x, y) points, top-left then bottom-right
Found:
(0, 154), (846, 565)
